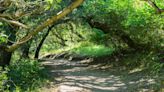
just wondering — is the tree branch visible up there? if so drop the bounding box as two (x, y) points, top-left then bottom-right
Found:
(0, 14), (13, 19)
(0, 18), (29, 29)
(0, 0), (12, 13)
(144, 0), (164, 14)
(6, 0), (84, 52)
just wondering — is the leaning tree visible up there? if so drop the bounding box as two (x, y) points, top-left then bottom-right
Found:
(0, 0), (84, 67)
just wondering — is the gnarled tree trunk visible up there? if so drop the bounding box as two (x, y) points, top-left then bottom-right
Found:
(0, 47), (12, 67)
(21, 41), (31, 58)
(0, 27), (16, 67)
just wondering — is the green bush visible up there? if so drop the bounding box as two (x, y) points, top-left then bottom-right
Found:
(89, 28), (105, 43)
(118, 51), (164, 74)
(0, 67), (9, 92)
(0, 59), (48, 92)
(0, 34), (7, 44)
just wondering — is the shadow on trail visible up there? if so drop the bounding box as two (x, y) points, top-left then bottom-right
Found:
(42, 59), (163, 92)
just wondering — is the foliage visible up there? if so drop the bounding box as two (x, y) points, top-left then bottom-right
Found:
(0, 35), (7, 43)
(88, 28), (105, 43)
(0, 68), (8, 92)
(40, 21), (92, 53)
(114, 51), (164, 74)
(0, 59), (48, 92)
(78, 0), (164, 48)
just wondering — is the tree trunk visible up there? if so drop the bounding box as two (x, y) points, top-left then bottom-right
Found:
(34, 26), (52, 59)
(21, 41), (31, 58)
(0, 27), (16, 67)
(0, 48), (12, 67)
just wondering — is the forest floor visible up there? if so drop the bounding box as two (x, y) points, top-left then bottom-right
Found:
(39, 59), (164, 92)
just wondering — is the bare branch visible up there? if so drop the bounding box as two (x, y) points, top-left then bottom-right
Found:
(0, 18), (29, 29)
(0, 14), (13, 19)
(0, 0), (12, 13)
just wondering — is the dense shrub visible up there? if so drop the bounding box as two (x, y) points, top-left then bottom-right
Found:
(0, 59), (48, 92)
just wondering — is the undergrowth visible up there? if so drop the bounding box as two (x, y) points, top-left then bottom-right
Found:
(112, 50), (164, 74)
(0, 59), (49, 92)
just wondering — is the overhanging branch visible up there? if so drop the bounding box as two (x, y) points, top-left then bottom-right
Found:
(85, 16), (151, 50)
(6, 0), (84, 52)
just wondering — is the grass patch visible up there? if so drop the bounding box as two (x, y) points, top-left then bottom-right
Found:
(71, 45), (114, 57)
(70, 42), (115, 57)
(41, 41), (115, 57)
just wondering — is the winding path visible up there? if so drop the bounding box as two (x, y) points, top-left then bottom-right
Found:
(40, 59), (164, 92)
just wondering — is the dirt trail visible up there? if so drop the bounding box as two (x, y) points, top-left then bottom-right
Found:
(40, 59), (164, 92)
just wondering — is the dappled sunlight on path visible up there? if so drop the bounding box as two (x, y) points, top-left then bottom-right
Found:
(41, 59), (163, 92)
